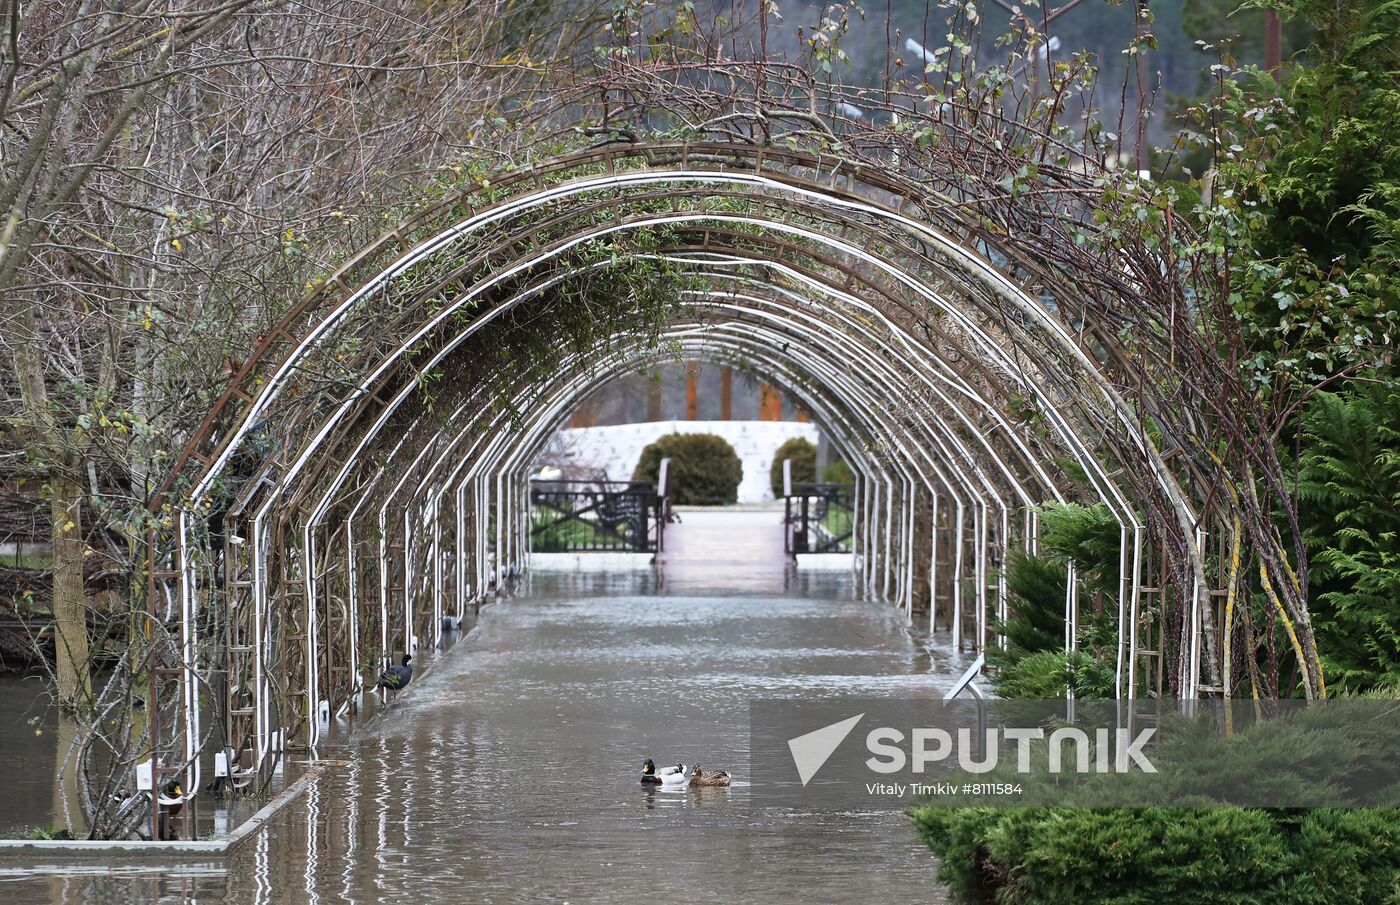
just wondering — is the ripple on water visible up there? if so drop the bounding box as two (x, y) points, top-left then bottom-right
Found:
(2, 567), (956, 904)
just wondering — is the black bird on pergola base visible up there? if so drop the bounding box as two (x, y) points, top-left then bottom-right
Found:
(377, 655), (413, 691)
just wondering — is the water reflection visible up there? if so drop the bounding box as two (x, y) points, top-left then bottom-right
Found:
(0, 517), (957, 903)
(0, 677), (61, 836)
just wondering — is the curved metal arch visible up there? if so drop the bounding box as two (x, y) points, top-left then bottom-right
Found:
(297, 249), (1118, 660)
(342, 286), (1023, 556)
(200, 254), (1136, 784)
(284, 249), (1051, 557)
(684, 278), (1048, 506)
(681, 263), (1063, 505)
(252, 238), (1052, 563)
(155, 140), (1124, 511)
(179, 169), (1174, 544)
(215, 239), (1136, 756)
(148, 147), (1228, 811)
(275, 266), (940, 599)
(340, 310), (985, 613)
(387, 312), (1002, 624)
(447, 329), (934, 605)
(322, 280), (1013, 563)
(674, 322), (997, 634)
(475, 322), (1011, 640)
(389, 259), (1064, 636)
(362, 317), (959, 585)
(232, 308), (1061, 771)
(197, 205), (1159, 678)
(216, 208), (1147, 598)
(271, 319), (925, 754)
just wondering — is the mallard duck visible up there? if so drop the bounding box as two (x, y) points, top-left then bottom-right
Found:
(377, 654), (413, 690)
(640, 759), (689, 785)
(111, 779), (186, 840)
(159, 780), (186, 815)
(689, 764), (731, 787)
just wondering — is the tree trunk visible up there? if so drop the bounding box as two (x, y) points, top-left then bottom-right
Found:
(646, 374), (663, 421)
(1264, 10), (1282, 78)
(759, 383), (782, 421)
(685, 361), (699, 420)
(51, 472), (89, 711)
(52, 714), (88, 838)
(1134, 0), (1152, 175)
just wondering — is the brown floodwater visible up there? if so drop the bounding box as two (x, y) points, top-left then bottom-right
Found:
(0, 675), (61, 837)
(1, 512), (963, 903)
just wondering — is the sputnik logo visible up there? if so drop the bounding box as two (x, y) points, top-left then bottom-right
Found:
(787, 713), (864, 786)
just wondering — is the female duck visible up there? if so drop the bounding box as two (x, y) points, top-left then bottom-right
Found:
(688, 764), (731, 787)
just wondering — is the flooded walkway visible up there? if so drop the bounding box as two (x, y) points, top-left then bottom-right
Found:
(658, 506), (792, 594)
(5, 512), (959, 903)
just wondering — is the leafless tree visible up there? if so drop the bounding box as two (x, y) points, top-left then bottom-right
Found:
(2, 0), (606, 835)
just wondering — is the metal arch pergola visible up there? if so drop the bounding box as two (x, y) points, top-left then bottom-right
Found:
(137, 143), (1238, 825)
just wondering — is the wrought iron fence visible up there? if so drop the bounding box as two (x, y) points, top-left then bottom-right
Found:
(784, 482), (855, 554)
(529, 480), (665, 553)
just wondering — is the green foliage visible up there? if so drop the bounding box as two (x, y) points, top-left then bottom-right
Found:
(911, 697), (1400, 902)
(428, 238), (687, 430)
(632, 433), (742, 505)
(1181, 0), (1400, 392)
(820, 500), (854, 546)
(769, 436), (816, 496)
(821, 457), (854, 484)
(913, 807), (1292, 904)
(1037, 502), (1121, 596)
(1297, 386), (1400, 690)
(994, 550), (1068, 660)
(1291, 808), (1400, 904)
(530, 513), (623, 553)
(989, 509), (1122, 698)
(913, 805), (1400, 905)
(992, 649), (1117, 699)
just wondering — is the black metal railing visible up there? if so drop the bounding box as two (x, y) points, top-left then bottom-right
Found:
(784, 482), (855, 554)
(529, 480), (665, 553)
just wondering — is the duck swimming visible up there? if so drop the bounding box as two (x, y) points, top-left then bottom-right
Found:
(689, 764), (732, 787)
(377, 654), (413, 691)
(640, 759), (689, 785)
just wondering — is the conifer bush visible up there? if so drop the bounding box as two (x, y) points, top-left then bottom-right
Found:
(912, 806), (1400, 905)
(821, 458), (855, 484)
(632, 433), (742, 505)
(769, 436), (817, 496)
(989, 509), (1120, 699)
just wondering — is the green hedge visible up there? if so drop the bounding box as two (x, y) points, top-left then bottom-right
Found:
(822, 457), (854, 484)
(632, 432), (742, 505)
(911, 806), (1400, 905)
(769, 436), (816, 496)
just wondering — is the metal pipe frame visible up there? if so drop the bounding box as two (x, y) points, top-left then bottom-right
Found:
(143, 148), (1231, 810)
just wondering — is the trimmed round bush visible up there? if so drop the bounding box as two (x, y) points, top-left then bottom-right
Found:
(632, 432), (742, 505)
(821, 457), (854, 484)
(769, 436), (816, 497)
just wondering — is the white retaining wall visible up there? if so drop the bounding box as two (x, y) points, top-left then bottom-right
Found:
(544, 420), (820, 503)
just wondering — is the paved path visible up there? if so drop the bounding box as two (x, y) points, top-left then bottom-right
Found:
(656, 507), (790, 593)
